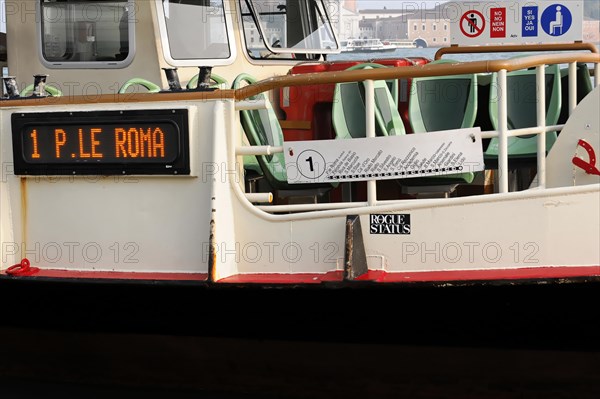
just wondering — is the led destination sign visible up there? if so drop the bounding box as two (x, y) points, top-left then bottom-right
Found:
(12, 110), (190, 175)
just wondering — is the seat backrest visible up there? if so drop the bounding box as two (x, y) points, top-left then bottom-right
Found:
(486, 64), (561, 157)
(232, 73), (288, 189)
(409, 59), (478, 133)
(332, 63), (406, 140)
(407, 59), (476, 184)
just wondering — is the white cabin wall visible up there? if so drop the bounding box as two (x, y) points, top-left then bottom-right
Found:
(6, 0), (162, 97)
(5, 1), (296, 99)
(0, 144), (16, 268)
(152, 0), (293, 90)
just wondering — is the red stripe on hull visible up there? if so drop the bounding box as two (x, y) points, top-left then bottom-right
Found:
(220, 266), (600, 284)
(2, 267), (599, 284)
(356, 266), (600, 283)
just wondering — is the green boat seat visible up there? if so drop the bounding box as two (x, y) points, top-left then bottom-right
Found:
(485, 64), (561, 165)
(407, 59), (476, 185)
(557, 63), (593, 125)
(233, 73), (334, 194)
(332, 62), (471, 196)
(332, 63), (405, 140)
(233, 74), (282, 187)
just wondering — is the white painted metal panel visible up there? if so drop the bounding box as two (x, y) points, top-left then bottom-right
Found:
(547, 86), (600, 188)
(1, 100), (226, 272)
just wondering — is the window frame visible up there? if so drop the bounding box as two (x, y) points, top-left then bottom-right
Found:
(155, 0), (237, 67)
(37, 0), (136, 69)
(242, 0), (340, 56)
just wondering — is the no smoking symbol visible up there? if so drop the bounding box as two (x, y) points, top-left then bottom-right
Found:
(460, 10), (485, 38)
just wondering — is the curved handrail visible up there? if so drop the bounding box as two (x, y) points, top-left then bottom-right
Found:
(20, 84), (63, 97)
(234, 52), (600, 101)
(118, 78), (161, 94)
(187, 73), (228, 90)
(435, 42), (598, 60)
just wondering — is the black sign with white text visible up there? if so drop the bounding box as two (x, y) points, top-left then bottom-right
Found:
(370, 214), (411, 235)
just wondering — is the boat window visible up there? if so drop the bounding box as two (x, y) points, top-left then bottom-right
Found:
(241, 0), (339, 59)
(157, 0), (234, 66)
(39, 0), (135, 68)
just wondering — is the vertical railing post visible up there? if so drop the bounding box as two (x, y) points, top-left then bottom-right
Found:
(365, 79), (377, 206)
(498, 69), (509, 193)
(536, 65), (547, 188)
(568, 62), (577, 115)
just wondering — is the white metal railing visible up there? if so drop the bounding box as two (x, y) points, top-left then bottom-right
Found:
(536, 65), (547, 189)
(234, 58), (598, 213)
(364, 79), (377, 206)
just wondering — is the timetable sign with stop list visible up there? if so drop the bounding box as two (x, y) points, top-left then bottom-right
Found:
(283, 128), (484, 184)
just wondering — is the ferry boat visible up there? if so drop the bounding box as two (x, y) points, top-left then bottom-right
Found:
(386, 39), (418, 49)
(0, 0), (599, 346)
(340, 38), (397, 53)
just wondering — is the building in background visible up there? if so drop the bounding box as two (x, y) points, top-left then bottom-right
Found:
(332, 0), (360, 41)
(357, 4), (449, 48)
(583, 19), (600, 43)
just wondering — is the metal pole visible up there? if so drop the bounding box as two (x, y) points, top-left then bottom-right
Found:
(568, 62), (577, 115)
(162, 67), (181, 91)
(365, 79), (377, 206)
(536, 65), (546, 188)
(498, 70), (509, 193)
(2, 76), (20, 98)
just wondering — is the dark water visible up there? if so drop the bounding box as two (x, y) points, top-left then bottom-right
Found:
(2, 327), (600, 398)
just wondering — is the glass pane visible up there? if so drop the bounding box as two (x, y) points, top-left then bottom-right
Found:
(240, 0), (267, 59)
(245, 0), (337, 54)
(162, 0), (230, 60)
(41, 0), (131, 63)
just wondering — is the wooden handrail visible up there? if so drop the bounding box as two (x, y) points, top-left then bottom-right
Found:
(235, 52), (600, 101)
(2, 51), (597, 107)
(435, 42), (599, 60)
(0, 89), (236, 108)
